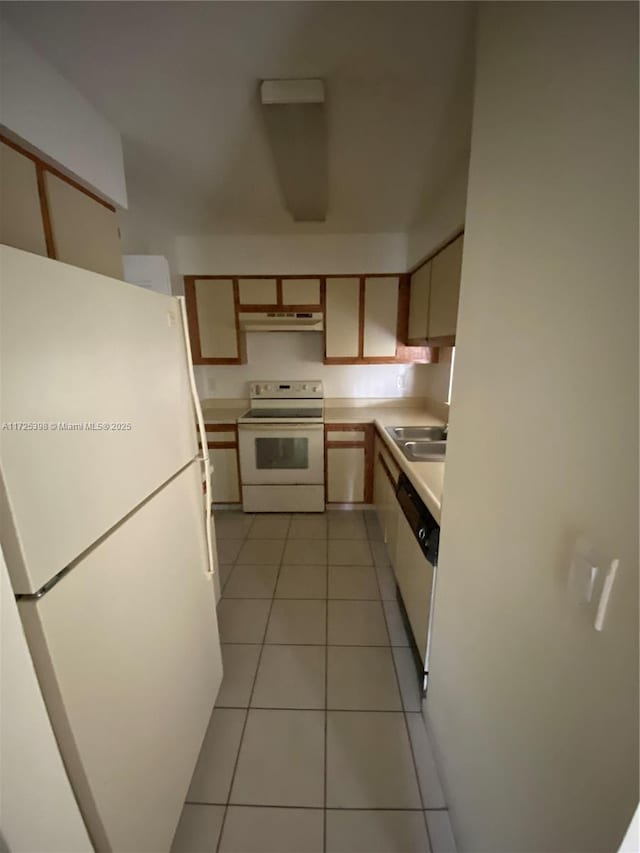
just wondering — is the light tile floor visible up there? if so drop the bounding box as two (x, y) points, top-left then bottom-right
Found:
(172, 509), (456, 853)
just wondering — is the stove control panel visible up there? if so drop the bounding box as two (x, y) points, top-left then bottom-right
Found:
(249, 380), (323, 399)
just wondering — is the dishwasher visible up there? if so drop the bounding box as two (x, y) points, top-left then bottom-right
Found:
(394, 472), (440, 693)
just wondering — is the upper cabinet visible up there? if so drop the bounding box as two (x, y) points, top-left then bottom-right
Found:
(0, 136), (122, 279)
(0, 141), (48, 256)
(281, 278), (321, 307)
(325, 275), (432, 364)
(236, 277), (322, 309)
(325, 277), (360, 359)
(44, 173), (123, 279)
(363, 276), (399, 358)
(238, 278), (278, 306)
(184, 273), (436, 366)
(407, 232), (464, 346)
(185, 277), (246, 364)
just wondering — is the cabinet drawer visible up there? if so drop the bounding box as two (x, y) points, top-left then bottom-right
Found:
(327, 429), (366, 444)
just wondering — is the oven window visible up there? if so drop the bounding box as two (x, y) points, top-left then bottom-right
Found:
(255, 437), (309, 470)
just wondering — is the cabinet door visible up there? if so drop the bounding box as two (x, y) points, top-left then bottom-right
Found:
(0, 142), (47, 256)
(428, 234), (464, 341)
(363, 277), (399, 358)
(281, 278), (321, 306)
(44, 172), (122, 278)
(407, 261), (431, 343)
(238, 278), (277, 305)
(325, 277), (360, 358)
(327, 447), (365, 503)
(193, 279), (241, 362)
(210, 448), (240, 503)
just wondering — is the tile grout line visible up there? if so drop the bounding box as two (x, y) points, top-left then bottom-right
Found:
(214, 517), (287, 853)
(186, 800), (434, 812)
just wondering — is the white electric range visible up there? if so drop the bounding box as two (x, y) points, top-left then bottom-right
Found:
(237, 381), (325, 513)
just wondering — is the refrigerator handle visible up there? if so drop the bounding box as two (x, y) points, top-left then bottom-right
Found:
(177, 296), (215, 578)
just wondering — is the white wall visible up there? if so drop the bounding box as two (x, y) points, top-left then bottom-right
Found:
(407, 156), (468, 269)
(0, 20), (127, 208)
(175, 232), (407, 276)
(428, 4), (639, 852)
(0, 548), (92, 852)
(196, 332), (431, 400)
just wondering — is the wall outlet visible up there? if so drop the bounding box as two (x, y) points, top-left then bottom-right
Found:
(396, 374), (406, 391)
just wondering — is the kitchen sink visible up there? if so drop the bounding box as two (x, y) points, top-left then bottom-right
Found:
(385, 425), (447, 462)
(401, 440), (446, 462)
(386, 426), (447, 442)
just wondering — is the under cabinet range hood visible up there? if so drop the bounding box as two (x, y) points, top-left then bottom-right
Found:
(239, 311), (323, 332)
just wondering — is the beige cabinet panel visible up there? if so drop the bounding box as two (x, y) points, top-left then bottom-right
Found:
(195, 279), (239, 360)
(0, 142), (47, 256)
(45, 173), (122, 278)
(204, 431), (235, 443)
(325, 277), (360, 358)
(281, 278), (321, 305)
(210, 448), (240, 503)
(408, 261), (431, 342)
(329, 430), (366, 443)
(327, 447), (365, 503)
(238, 278), (277, 305)
(428, 234), (464, 340)
(363, 277), (399, 357)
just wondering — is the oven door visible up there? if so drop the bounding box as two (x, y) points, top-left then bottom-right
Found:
(238, 423), (324, 485)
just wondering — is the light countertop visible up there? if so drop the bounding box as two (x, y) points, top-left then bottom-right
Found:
(325, 404), (446, 523)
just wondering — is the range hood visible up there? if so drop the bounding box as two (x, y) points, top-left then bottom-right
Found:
(239, 311), (323, 332)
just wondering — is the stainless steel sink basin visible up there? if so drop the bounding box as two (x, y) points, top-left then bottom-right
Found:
(385, 425), (447, 462)
(386, 425), (447, 442)
(401, 440), (446, 462)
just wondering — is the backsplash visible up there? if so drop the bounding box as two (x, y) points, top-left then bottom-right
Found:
(194, 331), (434, 400)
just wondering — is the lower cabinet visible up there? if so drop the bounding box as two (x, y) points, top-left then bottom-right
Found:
(326, 446), (366, 503)
(373, 435), (400, 567)
(325, 425), (373, 504)
(209, 447), (240, 503)
(204, 425), (241, 504)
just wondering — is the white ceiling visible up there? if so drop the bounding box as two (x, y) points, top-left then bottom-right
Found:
(2, 1), (476, 234)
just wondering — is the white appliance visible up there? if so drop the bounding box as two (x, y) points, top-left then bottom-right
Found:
(238, 380), (325, 512)
(238, 311), (323, 332)
(0, 246), (222, 852)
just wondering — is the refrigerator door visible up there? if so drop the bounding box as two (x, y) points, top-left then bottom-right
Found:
(1, 549), (92, 853)
(18, 460), (221, 853)
(0, 246), (198, 594)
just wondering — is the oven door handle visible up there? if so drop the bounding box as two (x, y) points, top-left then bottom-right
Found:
(238, 423), (324, 432)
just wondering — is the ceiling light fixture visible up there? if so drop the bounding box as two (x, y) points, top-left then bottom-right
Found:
(260, 78), (327, 222)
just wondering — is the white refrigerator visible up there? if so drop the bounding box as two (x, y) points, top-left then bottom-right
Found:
(0, 246), (222, 852)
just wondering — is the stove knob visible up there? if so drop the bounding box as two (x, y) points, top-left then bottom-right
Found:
(302, 384), (310, 391)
